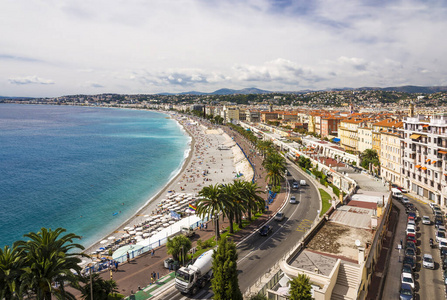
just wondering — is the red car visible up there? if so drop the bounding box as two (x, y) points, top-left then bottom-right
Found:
(407, 233), (417, 244)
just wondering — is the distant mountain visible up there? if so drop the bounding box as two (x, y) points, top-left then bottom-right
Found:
(0, 96), (33, 100)
(379, 85), (447, 93)
(166, 87), (272, 96)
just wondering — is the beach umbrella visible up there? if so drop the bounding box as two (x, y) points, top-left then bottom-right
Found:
(135, 227), (143, 231)
(108, 236), (116, 240)
(124, 226), (132, 231)
(143, 233), (150, 237)
(169, 220), (175, 224)
(129, 230), (136, 235)
(163, 223), (169, 228)
(100, 240), (108, 245)
(122, 234), (130, 238)
(144, 214), (149, 217)
(135, 232), (143, 236)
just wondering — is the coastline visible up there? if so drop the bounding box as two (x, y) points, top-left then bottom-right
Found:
(82, 111), (196, 254)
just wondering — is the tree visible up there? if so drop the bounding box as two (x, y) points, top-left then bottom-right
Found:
(263, 152), (286, 187)
(211, 237), (242, 300)
(166, 235), (192, 264)
(219, 183), (243, 234)
(240, 181), (265, 221)
(74, 273), (119, 300)
(197, 184), (228, 240)
(360, 149), (380, 171)
(288, 274), (312, 300)
(249, 293), (268, 300)
(15, 227), (85, 300)
(0, 245), (24, 299)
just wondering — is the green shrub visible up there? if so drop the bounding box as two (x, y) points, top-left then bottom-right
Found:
(197, 239), (203, 250)
(332, 185), (340, 197)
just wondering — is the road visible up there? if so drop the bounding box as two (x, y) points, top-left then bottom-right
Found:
(155, 160), (320, 300)
(406, 194), (446, 299)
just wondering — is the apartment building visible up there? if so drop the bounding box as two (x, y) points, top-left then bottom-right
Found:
(321, 116), (341, 138)
(338, 118), (365, 152)
(401, 114), (447, 206)
(358, 124), (373, 153)
(245, 109), (260, 123)
(260, 111), (279, 123)
(373, 119), (403, 185)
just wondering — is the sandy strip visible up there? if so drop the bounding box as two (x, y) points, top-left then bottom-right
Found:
(82, 114), (249, 259)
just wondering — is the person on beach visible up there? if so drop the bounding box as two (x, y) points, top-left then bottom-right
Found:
(151, 248), (155, 257)
(127, 252), (130, 263)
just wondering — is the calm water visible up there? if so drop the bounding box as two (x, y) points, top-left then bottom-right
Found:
(0, 104), (189, 248)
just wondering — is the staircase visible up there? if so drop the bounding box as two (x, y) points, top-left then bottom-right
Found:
(331, 263), (360, 300)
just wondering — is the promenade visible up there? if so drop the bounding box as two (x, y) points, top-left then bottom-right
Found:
(69, 120), (287, 299)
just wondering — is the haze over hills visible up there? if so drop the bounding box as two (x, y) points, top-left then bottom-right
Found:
(2, 85), (447, 99)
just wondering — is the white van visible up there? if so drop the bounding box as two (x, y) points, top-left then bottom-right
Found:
(300, 180), (307, 186)
(391, 188), (403, 200)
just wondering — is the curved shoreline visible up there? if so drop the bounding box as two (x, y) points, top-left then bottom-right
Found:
(83, 111), (196, 255)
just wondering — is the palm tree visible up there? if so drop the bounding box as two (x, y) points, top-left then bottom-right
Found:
(15, 227), (85, 300)
(288, 274), (312, 300)
(197, 184), (228, 240)
(0, 245), (24, 299)
(75, 273), (119, 300)
(263, 152), (286, 187)
(240, 181), (265, 221)
(166, 235), (192, 264)
(220, 182), (246, 233)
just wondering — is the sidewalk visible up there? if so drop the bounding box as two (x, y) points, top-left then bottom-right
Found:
(68, 127), (288, 299)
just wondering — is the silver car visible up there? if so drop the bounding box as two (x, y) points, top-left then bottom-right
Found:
(423, 254), (435, 269)
(275, 212), (285, 221)
(422, 216), (431, 225)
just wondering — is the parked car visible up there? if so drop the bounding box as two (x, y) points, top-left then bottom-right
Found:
(407, 219), (416, 227)
(406, 225), (416, 236)
(439, 239), (447, 250)
(436, 231), (446, 242)
(289, 195), (297, 204)
(397, 186), (408, 193)
(406, 234), (417, 245)
(405, 247), (416, 261)
(441, 248), (447, 260)
(430, 202), (439, 210)
(402, 264), (413, 275)
(444, 270), (447, 285)
(435, 217), (444, 226)
(399, 283), (414, 300)
(442, 257), (447, 270)
(406, 241), (417, 254)
(274, 212), (285, 221)
(403, 256), (416, 270)
(401, 272), (415, 289)
(423, 253), (435, 269)
(422, 216), (431, 225)
(407, 212), (417, 220)
(259, 225), (273, 236)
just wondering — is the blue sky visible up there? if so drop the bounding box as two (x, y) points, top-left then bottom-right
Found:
(1, 0), (446, 97)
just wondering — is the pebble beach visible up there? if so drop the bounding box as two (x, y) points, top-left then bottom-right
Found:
(81, 113), (253, 264)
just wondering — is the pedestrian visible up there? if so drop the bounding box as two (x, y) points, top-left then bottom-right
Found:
(115, 260), (119, 272)
(400, 239), (403, 246)
(151, 248), (155, 257)
(126, 252), (130, 263)
(204, 223), (207, 230)
(151, 272), (156, 284)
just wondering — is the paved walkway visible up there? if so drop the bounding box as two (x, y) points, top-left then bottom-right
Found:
(68, 124), (287, 299)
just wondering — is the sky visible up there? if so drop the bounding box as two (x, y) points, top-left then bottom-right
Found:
(1, 0), (447, 97)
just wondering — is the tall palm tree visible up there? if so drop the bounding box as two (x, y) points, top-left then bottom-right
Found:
(221, 182), (246, 233)
(197, 184), (228, 240)
(240, 181), (265, 220)
(0, 245), (24, 299)
(15, 227), (85, 300)
(263, 152), (286, 187)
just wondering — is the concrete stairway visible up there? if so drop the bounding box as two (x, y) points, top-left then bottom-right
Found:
(331, 263), (360, 300)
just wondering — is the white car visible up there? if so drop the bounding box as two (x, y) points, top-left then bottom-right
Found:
(275, 212), (285, 221)
(436, 231), (446, 242)
(300, 180), (307, 186)
(407, 219), (416, 227)
(402, 197), (410, 205)
(422, 216), (431, 225)
(401, 272), (415, 289)
(290, 195), (297, 204)
(423, 254), (435, 269)
(430, 202), (439, 210)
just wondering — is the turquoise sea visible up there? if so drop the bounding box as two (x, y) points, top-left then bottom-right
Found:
(0, 104), (189, 249)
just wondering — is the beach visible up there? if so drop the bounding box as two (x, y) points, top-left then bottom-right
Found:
(82, 113), (253, 263)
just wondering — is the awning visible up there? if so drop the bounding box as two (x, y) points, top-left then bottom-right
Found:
(432, 161), (437, 164)
(421, 167), (427, 170)
(409, 134), (421, 139)
(422, 124), (429, 128)
(439, 150), (447, 154)
(426, 159), (431, 163)
(332, 138), (341, 142)
(415, 165), (421, 169)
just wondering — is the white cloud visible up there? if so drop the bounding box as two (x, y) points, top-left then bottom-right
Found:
(1, 0), (447, 96)
(8, 76), (55, 85)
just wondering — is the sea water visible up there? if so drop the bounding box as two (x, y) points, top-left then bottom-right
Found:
(0, 104), (189, 248)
